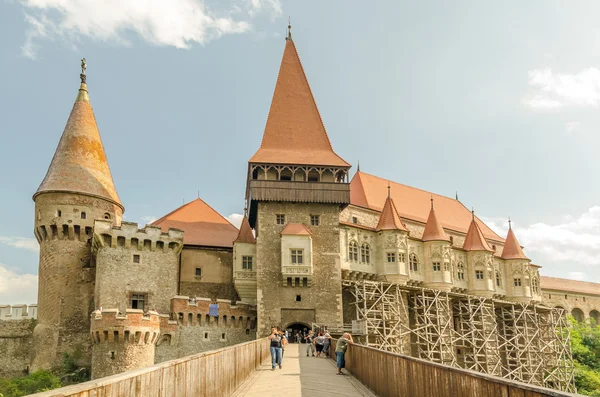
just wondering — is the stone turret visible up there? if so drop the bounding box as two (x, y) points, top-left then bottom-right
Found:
(422, 199), (452, 291)
(233, 216), (257, 304)
(375, 189), (409, 284)
(501, 221), (538, 303)
(31, 64), (124, 371)
(90, 309), (160, 379)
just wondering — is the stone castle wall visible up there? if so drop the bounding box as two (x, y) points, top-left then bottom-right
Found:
(92, 220), (183, 314)
(154, 296), (256, 363)
(255, 202), (342, 336)
(179, 246), (238, 301)
(0, 319), (34, 377)
(0, 304), (37, 320)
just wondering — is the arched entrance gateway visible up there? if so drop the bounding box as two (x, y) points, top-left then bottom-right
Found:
(284, 322), (310, 343)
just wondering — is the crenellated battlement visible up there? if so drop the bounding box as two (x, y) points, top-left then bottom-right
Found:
(0, 304), (37, 320)
(90, 308), (160, 345)
(169, 296), (257, 328)
(35, 222), (95, 244)
(92, 220), (184, 253)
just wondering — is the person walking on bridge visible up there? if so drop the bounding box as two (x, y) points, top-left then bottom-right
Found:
(268, 327), (285, 370)
(335, 333), (353, 375)
(305, 330), (315, 357)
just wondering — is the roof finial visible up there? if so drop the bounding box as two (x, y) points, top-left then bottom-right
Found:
(430, 194), (434, 209)
(387, 181), (391, 198)
(286, 17), (292, 41)
(471, 207), (475, 221)
(357, 160), (360, 172)
(508, 217), (512, 230)
(80, 57), (87, 84)
(455, 191), (459, 201)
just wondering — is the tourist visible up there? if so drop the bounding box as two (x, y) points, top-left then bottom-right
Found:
(305, 330), (315, 357)
(277, 327), (288, 358)
(295, 331), (301, 344)
(268, 326), (284, 370)
(323, 330), (332, 358)
(315, 332), (325, 357)
(335, 333), (353, 375)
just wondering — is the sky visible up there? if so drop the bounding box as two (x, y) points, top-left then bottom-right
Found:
(1, 0), (599, 304)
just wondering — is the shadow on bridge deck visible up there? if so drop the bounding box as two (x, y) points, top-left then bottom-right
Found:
(231, 344), (376, 397)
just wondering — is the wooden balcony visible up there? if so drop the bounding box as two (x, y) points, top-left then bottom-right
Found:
(248, 180), (350, 204)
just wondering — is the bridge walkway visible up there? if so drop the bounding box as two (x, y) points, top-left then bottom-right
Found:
(232, 343), (376, 397)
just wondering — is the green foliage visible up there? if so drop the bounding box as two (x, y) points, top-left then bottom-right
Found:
(0, 370), (61, 397)
(570, 316), (600, 396)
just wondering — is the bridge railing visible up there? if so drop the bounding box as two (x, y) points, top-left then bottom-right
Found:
(330, 340), (578, 397)
(30, 338), (270, 397)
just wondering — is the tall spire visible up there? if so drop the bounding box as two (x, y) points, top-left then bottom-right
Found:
(501, 219), (528, 260)
(249, 26), (349, 167)
(33, 59), (123, 210)
(376, 190), (408, 232)
(422, 198), (449, 242)
(463, 216), (493, 252)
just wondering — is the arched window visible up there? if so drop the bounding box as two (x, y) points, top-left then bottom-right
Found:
(571, 308), (585, 323)
(349, 241), (358, 262)
(457, 262), (465, 280)
(409, 253), (418, 272)
(532, 277), (539, 294)
(361, 243), (371, 264)
(496, 271), (502, 287)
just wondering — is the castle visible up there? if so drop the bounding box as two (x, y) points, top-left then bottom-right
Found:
(1, 26), (599, 392)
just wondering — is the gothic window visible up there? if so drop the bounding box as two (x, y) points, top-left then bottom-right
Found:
(399, 253), (405, 263)
(349, 241), (358, 262)
(242, 256), (253, 270)
(361, 243), (371, 264)
(409, 253), (418, 272)
(387, 252), (396, 263)
(443, 262), (449, 271)
(513, 278), (522, 287)
(532, 278), (539, 294)
(291, 249), (304, 264)
(310, 215), (320, 226)
(457, 262), (465, 280)
(276, 214), (286, 225)
(496, 271), (502, 287)
(475, 270), (484, 280)
(433, 262), (441, 272)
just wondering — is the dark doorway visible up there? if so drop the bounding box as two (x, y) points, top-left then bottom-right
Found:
(286, 323), (309, 343)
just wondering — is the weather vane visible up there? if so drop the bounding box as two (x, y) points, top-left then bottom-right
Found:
(80, 58), (87, 83)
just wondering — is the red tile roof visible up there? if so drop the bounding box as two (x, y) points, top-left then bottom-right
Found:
(281, 223), (312, 236)
(235, 216), (256, 244)
(501, 227), (529, 260)
(350, 172), (503, 242)
(463, 218), (494, 252)
(541, 276), (600, 296)
(376, 195), (409, 232)
(249, 38), (349, 167)
(422, 202), (449, 242)
(152, 199), (238, 248)
(34, 81), (122, 209)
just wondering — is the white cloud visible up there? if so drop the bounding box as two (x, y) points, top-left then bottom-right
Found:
(0, 264), (38, 305)
(523, 67), (600, 109)
(18, 0), (282, 59)
(226, 213), (244, 228)
(0, 236), (39, 252)
(482, 206), (600, 268)
(140, 215), (157, 226)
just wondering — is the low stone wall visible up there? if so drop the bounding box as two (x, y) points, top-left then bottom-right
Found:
(0, 319), (34, 377)
(339, 342), (578, 397)
(29, 338), (270, 397)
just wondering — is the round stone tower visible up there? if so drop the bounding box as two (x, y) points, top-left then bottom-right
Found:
(31, 65), (124, 370)
(90, 309), (160, 379)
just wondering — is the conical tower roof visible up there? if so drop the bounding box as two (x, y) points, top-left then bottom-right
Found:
(34, 70), (123, 210)
(463, 214), (494, 252)
(235, 216), (256, 244)
(249, 31), (349, 167)
(501, 222), (528, 260)
(422, 199), (449, 242)
(376, 188), (408, 232)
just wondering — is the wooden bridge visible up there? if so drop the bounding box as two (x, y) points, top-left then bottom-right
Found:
(30, 339), (579, 397)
